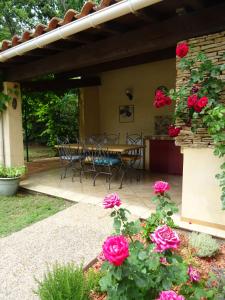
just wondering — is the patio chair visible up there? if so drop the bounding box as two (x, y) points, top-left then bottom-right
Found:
(80, 144), (97, 181)
(85, 135), (104, 144)
(119, 133), (143, 188)
(103, 133), (120, 144)
(92, 144), (121, 189)
(57, 137), (83, 181)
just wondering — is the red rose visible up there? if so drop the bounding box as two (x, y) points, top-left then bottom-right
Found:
(168, 125), (181, 137)
(194, 103), (202, 112)
(187, 95), (198, 108)
(197, 96), (208, 108)
(153, 89), (172, 108)
(176, 42), (189, 58)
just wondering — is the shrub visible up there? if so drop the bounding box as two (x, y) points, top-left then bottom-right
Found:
(189, 232), (219, 257)
(0, 165), (26, 178)
(35, 263), (100, 300)
(99, 184), (217, 300)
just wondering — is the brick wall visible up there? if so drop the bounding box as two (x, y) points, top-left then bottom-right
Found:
(175, 31), (225, 148)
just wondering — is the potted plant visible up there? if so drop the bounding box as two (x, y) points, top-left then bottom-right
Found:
(0, 165), (26, 196)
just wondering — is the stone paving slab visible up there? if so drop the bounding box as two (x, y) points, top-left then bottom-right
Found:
(0, 203), (112, 300)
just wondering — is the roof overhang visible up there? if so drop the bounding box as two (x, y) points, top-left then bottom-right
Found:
(1, 0), (225, 82)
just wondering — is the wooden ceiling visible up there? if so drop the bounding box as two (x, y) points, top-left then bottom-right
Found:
(1, 0), (225, 82)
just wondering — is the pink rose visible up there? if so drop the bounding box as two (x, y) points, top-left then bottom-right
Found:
(176, 42), (189, 58)
(153, 181), (170, 194)
(188, 265), (200, 282)
(102, 235), (129, 266)
(193, 103), (202, 112)
(156, 290), (185, 300)
(103, 193), (121, 209)
(151, 225), (180, 252)
(187, 95), (198, 108)
(168, 125), (181, 137)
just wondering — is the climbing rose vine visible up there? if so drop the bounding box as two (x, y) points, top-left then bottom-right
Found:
(154, 41), (225, 209)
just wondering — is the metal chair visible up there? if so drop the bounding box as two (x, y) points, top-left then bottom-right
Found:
(119, 133), (143, 188)
(103, 133), (120, 144)
(85, 135), (104, 145)
(92, 144), (121, 189)
(57, 137), (83, 181)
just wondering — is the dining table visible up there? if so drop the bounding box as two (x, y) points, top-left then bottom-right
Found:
(55, 143), (144, 154)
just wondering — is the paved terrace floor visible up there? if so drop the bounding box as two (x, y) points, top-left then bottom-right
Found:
(22, 159), (225, 239)
(21, 159), (182, 219)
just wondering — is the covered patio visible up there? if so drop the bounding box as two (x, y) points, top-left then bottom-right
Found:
(0, 0), (225, 237)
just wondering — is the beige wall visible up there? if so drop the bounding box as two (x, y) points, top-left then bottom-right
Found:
(182, 148), (225, 229)
(98, 58), (176, 142)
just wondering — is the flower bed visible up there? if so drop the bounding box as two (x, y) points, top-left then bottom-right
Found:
(89, 183), (225, 300)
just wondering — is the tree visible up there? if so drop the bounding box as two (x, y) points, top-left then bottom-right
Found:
(0, 0), (89, 40)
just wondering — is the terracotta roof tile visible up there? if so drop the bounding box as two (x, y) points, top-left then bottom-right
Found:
(0, 0), (119, 53)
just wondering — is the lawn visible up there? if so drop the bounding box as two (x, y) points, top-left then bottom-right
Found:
(24, 145), (56, 161)
(0, 193), (72, 237)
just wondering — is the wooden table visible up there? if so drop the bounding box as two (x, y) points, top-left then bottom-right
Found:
(55, 143), (144, 154)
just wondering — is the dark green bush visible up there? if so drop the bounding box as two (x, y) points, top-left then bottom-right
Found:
(36, 263), (100, 300)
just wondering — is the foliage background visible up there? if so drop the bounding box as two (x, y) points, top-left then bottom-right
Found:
(0, 1), (92, 148)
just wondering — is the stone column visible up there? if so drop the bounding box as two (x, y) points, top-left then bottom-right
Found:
(1, 82), (24, 167)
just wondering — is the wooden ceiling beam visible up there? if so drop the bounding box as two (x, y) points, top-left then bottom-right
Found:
(4, 2), (225, 82)
(21, 77), (101, 92)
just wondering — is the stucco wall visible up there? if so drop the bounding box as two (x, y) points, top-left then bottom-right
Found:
(98, 58), (176, 142)
(182, 148), (224, 229)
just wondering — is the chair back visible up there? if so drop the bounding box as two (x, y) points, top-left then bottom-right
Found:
(103, 133), (120, 144)
(126, 133), (143, 145)
(85, 135), (104, 145)
(57, 137), (73, 161)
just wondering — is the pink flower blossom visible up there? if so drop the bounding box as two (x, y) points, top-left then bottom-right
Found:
(103, 193), (121, 209)
(188, 265), (200, 282)
(151, 225), (180, 252)
(153, 181), (170, 194)
(176, 42), (189, 58)
(102, 235), (129, 266)
(156, 290), (185, 300)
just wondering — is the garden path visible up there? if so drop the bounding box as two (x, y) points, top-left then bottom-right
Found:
(0, 202), (112, 300)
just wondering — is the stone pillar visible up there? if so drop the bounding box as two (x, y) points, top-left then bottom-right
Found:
(1, 82), (24, 167)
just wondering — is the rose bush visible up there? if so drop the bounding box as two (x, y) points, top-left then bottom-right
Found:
(99, 182), (217, 299)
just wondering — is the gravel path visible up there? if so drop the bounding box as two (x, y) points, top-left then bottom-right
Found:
(0, 203), (112, 300)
